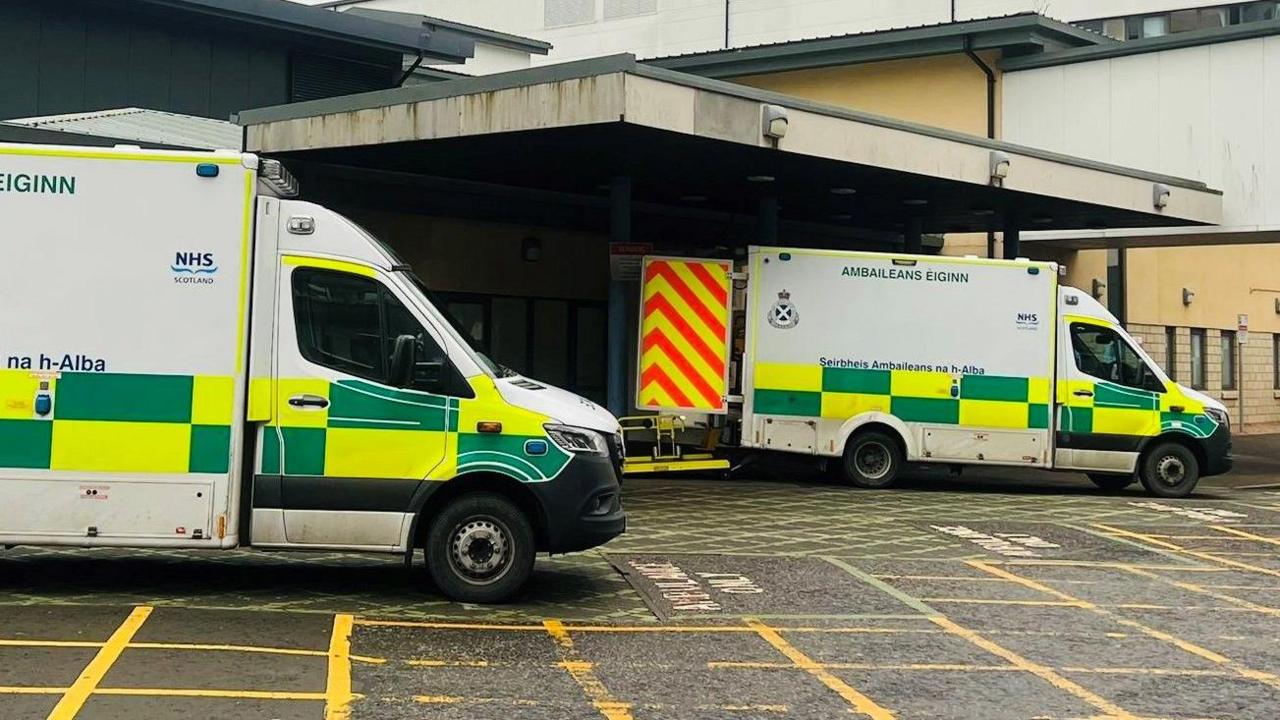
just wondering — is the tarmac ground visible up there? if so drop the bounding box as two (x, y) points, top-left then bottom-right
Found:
(2, 435), (1279, 720)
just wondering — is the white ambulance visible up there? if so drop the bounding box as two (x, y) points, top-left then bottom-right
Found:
(730, 246), (1232, 497)
(0, 143), (626, 603)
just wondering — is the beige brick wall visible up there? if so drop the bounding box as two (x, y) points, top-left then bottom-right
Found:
(1128, 323), (1280, 429)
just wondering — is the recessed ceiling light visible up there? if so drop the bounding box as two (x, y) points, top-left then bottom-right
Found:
(972, 208), (995, 216)
(681, 195), (707, 202)
(746, 175), (775, 182)
(902, 198), (928, 206)
(830, 187), (857, 195)
(1031, 215), (1054, 225)
(829, 213), (852, 221)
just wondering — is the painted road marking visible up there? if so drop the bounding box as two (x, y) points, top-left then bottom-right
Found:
(708, 660), (1237, 678)
(1126, 502), (1248, 523)
(969, 561), (1280, 692)
(1210, 525), (1280, 547)
(545, 619), (634, 720)
(746, 618), (897, 720)
(325, 614), (355, 720)
(47, 605), (152, 720)
(927, 614), (1136, 720)
(1118, 565), (1280, 617)
(1094, 523), (1280, 579)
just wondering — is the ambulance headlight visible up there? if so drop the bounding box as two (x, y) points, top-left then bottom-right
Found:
(544, 424), (608, 455)
(1205, 407), (1229, 430)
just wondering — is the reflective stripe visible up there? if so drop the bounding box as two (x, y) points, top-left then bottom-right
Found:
(282, 255), (377, 278)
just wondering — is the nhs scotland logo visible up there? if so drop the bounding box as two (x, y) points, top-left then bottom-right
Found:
(172, 251), (218, 285)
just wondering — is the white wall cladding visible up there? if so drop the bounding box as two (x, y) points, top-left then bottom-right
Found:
(1003, 35), (1280, 226)
(317, 0), (1219, 66)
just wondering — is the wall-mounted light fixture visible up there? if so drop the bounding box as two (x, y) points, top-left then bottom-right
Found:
(1091, 279), (1106, 299)
(1182, 287), (1195, 305)
(521, 236), (542, 262)
(1153, 183), (1171, 209)
(989, 151), (1010, 187)
(762, 104), (789, 141)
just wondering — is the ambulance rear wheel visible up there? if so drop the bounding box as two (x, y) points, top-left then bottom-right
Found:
(840, 431), (902, 489)
(1088, 473), (1136, 492)
(426, 493), (535, 604)
(1139, 442), (1200, 498)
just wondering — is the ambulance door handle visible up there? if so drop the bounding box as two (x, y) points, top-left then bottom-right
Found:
(288, 394), (329, 409)
(1072, 390), (1093, 398)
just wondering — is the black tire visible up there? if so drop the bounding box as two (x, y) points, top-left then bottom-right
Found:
(1088, 473), (1136, 492)
(1139, 442), (1200, 498)
(425, 492), (535, 604)
(839, 431), (903, 489)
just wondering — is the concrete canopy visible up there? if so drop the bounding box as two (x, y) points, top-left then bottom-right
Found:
(239, 54), (1221, 238)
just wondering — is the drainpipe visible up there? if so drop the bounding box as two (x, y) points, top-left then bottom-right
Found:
(397, 51), (425, 87)
(962, 36), (995, 140)
(964, 36), (997, 256)
(724, 0), (731, 49)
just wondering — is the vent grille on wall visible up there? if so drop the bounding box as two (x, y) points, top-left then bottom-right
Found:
(604, 0), (657, 19)
(545, 0), (595, 27)
(291, 54), (395, 103)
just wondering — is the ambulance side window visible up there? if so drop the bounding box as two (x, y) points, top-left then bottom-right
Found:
(292, 268), (463, 395)
(293, 269), (385, 383)
(1069, 323), (1164, 392)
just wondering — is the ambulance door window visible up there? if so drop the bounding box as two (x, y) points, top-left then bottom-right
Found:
(383, 292), (463, 395)
(1069, 323), (1163, 392)
(293, 270), (385, 382)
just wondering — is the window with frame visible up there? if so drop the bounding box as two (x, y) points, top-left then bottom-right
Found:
(1069, 323), (1163, 392)
(1165, 326), (1177, 381)
(1274, 333), (1280, 389)
(1190, 328), (1207, 389)
(292, 268), (455, 393)
(1221, 330), (1237, 390)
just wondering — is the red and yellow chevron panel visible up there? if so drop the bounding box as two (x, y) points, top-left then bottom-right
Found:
(638, 257), (732, 413)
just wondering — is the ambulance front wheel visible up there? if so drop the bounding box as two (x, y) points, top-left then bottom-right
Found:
(1139, 442), (1200, 498)
(425, 492), (536, 604)
(839, 431), (903, 489)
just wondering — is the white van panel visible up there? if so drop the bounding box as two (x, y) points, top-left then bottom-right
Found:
(0, 477), (213, 540)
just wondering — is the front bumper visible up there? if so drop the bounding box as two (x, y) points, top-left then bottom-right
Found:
(1201, 423), (1233, 477)
(528, 452), (626, 554)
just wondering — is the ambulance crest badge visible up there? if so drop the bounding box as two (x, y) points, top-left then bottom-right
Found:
(768, 289), (799, 329)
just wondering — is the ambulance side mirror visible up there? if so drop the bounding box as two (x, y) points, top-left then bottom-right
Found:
(389, 334), (418, 388)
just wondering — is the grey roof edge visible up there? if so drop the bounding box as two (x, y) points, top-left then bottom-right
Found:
(0, 122), (200, 151)
(132, 0), (458, 57)
(345, 8), (552, 54)
(1003, 18), (1280, 70)
(236, 53), (639, 125)
(237, 52), (1215, 196)
(645, 13), (1112, 78)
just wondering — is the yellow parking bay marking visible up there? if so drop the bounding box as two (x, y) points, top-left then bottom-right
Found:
(544, 620), (634, 720)
(1210, 525), (1280, 547)
(969, 561), (1280, 692)
(927, 615), (1136, 720)
(414, 695), (789, 713)
(98, 688), (329, 701)
(0, 638), (382, 664)
(1093, 523), (1280, 579)
(709, 660), (1233, 678)
(47, 605), (152, 720)
(325, 614), (355, 720)
(1118, 566), (1280, 617)
(746, 618), (897, 720)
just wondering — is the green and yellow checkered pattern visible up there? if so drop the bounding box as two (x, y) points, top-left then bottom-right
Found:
(1060, 380), (1217, 439)
(752, 363), (1051, 430)
(0, 370), (234, 474)
(261, 376), (573, 483)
